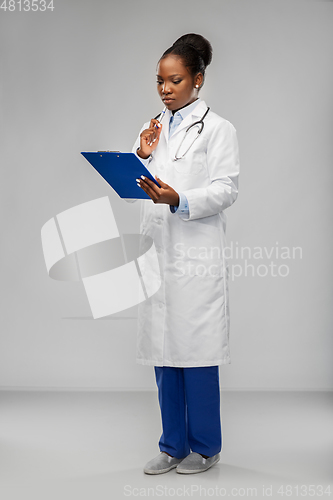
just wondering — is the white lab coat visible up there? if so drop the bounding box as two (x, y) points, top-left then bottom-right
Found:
(130, 99), (240, 367)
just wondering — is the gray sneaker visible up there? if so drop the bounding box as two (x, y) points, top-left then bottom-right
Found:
(176, 452), (220, 474)
(144, 452), (185, 475)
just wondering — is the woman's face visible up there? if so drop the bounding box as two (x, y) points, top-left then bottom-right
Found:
(156, 55), (202, 112)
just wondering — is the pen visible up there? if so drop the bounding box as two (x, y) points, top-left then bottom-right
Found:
(155, 106), (166, 128)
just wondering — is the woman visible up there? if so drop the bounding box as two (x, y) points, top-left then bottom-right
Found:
(130, 33), (240, 474)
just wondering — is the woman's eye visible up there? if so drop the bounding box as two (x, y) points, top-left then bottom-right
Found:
(156, 80), (182, 85)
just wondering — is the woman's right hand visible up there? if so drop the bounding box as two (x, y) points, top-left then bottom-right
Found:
(137, 119), (163, 159)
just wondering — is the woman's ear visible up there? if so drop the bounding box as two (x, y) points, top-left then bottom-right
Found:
(195, 73), (204, 89)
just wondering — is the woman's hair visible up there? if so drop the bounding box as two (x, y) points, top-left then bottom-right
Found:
(159, 33), (213, 84)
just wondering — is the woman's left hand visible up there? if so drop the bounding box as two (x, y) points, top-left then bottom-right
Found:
(136, 175), (179, 206)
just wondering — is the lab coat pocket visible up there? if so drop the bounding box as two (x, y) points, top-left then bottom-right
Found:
(173, 218), (224, 278)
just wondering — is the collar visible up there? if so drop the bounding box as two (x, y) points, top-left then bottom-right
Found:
(171, 98), (202, 120)
(162, 99), (208, 143)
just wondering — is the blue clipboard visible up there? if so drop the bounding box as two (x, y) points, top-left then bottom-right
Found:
(81, 151), (161, 199)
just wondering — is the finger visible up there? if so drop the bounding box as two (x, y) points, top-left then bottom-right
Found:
(138, 178), (158, 202)
(155, 175), (166, 187)
(139, 175), (154, 188)
(137, 178), (149, 194)
(147, 126), (158, 133)
(145, 129), (156, 146)
(143, 182), (159, 202)
(146, 125), (161, 143)
(153, 128), (159, 142)
(140, 128), (153, 138)
(140, 175), (160, 195)
(143, 137), (151, 147)
(149, 118), (160, 129)
(145, 135), (154, 147)
(150, 119), (163, 132)
(141, 127), (157, 140)
(150, 131), (157, 146)
(155, 125), (162, 139)
(150, 130), (156, 143)
(141, 132), (153, 143)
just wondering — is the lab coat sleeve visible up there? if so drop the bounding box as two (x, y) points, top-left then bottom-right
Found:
(124, 123), (151, 204)
(181, 120), (240, 220)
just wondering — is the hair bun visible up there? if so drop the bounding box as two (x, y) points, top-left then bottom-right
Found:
(173, 33), (213, 68)
(159, 33), (213, 85)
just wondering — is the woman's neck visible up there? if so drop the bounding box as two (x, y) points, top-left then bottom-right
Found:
(172, 97), (199, 115)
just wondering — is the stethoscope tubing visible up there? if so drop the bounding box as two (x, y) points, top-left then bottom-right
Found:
(174, 107), (210, 160)
(152, 106), (210, 160)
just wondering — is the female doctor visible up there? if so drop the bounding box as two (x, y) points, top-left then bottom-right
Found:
(130, 33), (240, 474)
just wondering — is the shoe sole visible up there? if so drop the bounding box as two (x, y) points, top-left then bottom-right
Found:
(176, 456), (220, 474)
(144, 463), (180, 475)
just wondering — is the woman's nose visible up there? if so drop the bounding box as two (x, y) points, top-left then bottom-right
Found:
(162, 82), (171, 94)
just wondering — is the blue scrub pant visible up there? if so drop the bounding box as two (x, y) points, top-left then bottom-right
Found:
(154, 366), (222, 459)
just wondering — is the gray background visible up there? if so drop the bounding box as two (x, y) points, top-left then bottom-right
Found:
(1, 0), (332, 390)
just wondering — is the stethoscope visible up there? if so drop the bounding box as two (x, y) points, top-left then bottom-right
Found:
(154, 106), (210, 161)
